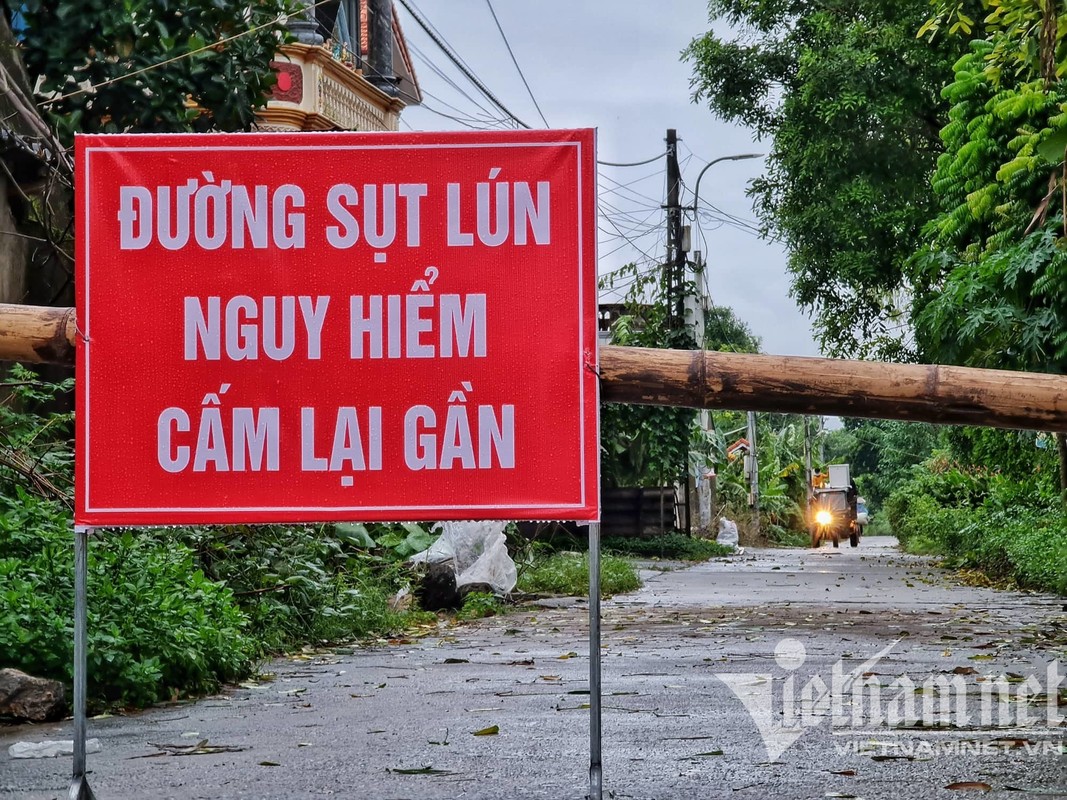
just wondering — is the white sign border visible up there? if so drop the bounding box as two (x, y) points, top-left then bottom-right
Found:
(80, 137), (598, 520)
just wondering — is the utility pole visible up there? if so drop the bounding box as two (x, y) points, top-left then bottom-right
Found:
(664, 129), (692, 534)
(665, 129), (683, 331)
(11, 304), (1067, 430)
(803, 416), (813, 520)
(747, 410), (760, 535)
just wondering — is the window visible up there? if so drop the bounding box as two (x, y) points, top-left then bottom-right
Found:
(316, 0), (360, 66)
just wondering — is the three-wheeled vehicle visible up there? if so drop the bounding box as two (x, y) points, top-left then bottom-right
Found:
(810, 464), (860, 548)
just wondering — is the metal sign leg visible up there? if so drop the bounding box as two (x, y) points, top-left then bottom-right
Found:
(587, 522), (602, 800)
(69, 525), (96, 800)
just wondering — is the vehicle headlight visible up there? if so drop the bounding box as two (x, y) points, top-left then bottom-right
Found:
(815, 510), (833, 525)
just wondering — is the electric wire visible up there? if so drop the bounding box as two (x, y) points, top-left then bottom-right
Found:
(406, 39), (503, 121)
(38, 0), (335, 107)
(599, 168), (669, 208)
(396, 0), (532, 128)
(484, 0), (549, 128)
(392, 6), (679, 299)
(599, 152), (667, 168)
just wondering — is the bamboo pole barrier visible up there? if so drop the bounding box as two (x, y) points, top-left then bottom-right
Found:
(2, 303), (1066, 431)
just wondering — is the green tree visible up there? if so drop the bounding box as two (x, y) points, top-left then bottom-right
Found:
(909, 6), (1067, 493)
(600, 265), (699, 489)
(684, 0), (975, 358)
(21, 0), (296, 141)
(713, 410), (807, 542)
(909, 42), (1067, 374)
(823, 419), (942, 506)
(704, 304), (761, 353)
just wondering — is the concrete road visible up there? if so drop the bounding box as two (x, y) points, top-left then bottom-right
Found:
(2, 537), (1065, 799)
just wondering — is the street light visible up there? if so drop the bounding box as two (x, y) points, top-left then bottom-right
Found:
(690, 152), (763, 220)
(686, 151), (762, 537)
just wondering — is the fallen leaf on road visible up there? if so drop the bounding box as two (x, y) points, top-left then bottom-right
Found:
(951, 666), (978, 675)
(472, 725), (499, 736)
(138, 740), (248, 757)
(829, 769), (857, 776)
(945, 782), (991, 791)
(443, 658), (469, 664)
(558, 651), (578, 659)
(258, 761), (280, 767)
(389, 767), (457, 776)
(665, 736), (717, 741)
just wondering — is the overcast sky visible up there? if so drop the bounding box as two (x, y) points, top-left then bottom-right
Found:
(394, 0), (820, 358)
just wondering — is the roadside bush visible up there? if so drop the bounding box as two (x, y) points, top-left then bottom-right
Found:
(603, 533), (732, 561)
(456, 591), (502, 620)
(0, 492), (254, 707)
(173, 523), (417, 653)
(517, 552), (641, 597)
(885, 457), (1067, 593)
(0, 367), (426, 707)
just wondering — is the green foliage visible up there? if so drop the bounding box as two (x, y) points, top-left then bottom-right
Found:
(0, 493), (255, 707)
(825, 419), (943, 507)
(603, 533), (732, 561)
(174, 523), (423, 653)
(942, 427), (1056, 480)
(885, 453), (1066, 593)
(599, 265), (700, 489)
(516, 552), (641, 598)
(0, 364), (74, 500)
(686, 0), (973, 357)
(703, 305), (761, 353)
(21, 0), (297, 141)
(923, 0), (1065, 84)
(713, 411), (806, 539)
(910, 43), (1067, 374)
(0, 367), (424, 707)
(456, 591), (502, 620)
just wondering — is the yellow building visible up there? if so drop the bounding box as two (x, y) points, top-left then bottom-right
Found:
(257, 0), (421, 133)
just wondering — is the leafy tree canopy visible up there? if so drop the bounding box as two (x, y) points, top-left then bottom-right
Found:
(824, 419), (941, 506)
(704, 304), (761, 353)
(910, 4), (1067, 376)
(684, 0), (974, 358)
(21, 0), (297, 141)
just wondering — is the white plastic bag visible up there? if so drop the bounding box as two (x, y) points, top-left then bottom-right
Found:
(8, 739), (101, 759)
(410, 521), (517, 595)
(717, 518), (740, 552)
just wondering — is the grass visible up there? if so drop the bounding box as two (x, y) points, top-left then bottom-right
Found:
(456, 591), (503, 620)
(865, 511), (893, 537)
(603, 533), (733, 561)
(517, 552), (641, 597)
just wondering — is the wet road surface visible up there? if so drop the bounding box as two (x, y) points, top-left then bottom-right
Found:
(2, 537), (1065, 799)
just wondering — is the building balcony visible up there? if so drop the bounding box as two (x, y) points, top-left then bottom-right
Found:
(258, 43), (406, 133)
